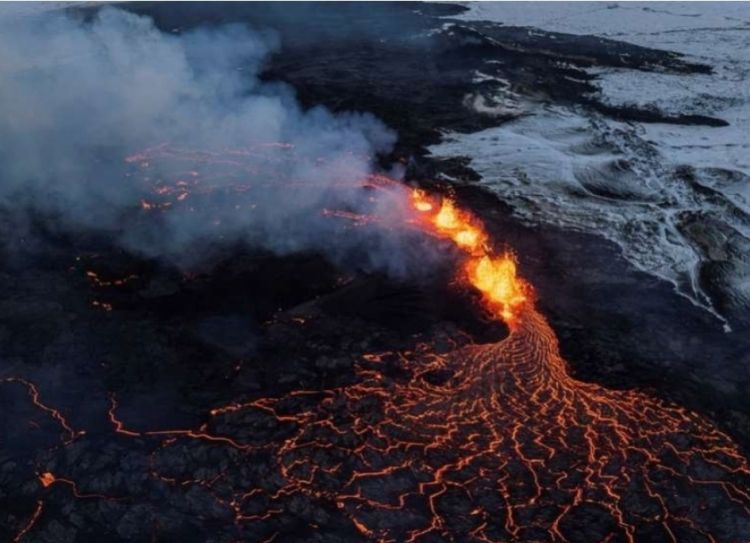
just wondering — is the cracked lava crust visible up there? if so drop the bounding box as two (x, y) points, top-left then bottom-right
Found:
(4, 184), (750, 543)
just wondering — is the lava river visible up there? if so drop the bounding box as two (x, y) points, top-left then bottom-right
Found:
(4, 171), (750, 542)
(228, 191), (750, 542)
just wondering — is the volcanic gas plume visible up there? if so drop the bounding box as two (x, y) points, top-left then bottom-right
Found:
(0, 8), (417, 276)
(4, 172), (750, 542)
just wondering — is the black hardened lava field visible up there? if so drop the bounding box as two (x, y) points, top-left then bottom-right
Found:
(2, 3), (750, 543)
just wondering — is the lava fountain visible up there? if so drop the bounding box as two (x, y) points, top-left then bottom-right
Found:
(411, 189), (529, 325)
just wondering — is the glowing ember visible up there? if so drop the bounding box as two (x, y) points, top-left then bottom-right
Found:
(38, 472), (55, 488)
(91, 300), (113, 312)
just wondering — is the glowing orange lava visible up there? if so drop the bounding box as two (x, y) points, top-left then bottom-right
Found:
(12, 501), (43, 543)
(38, 472), (56, 488)
(411, 189), (529, 325)
(4, 169), (750, 542)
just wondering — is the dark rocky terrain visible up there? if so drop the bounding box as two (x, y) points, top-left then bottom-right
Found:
(2, 3), (749, 542)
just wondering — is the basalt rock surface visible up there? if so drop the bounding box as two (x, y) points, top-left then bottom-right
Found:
(2, 3), (750, 542)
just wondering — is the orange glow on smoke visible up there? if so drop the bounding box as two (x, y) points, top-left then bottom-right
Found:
(411, 189), (528, 325)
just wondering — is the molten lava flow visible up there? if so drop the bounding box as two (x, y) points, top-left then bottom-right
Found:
(5, 172), (750, 542)
(12, 501), (43, 543)
(1, 377), (83, 444)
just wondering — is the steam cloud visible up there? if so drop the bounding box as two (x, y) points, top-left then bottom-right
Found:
(0, 7), (437, 276)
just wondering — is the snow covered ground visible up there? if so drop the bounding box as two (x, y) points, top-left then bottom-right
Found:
(432, 2), (750, 329)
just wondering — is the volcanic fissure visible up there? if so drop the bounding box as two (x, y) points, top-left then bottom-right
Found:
(5, 172), (750, 543)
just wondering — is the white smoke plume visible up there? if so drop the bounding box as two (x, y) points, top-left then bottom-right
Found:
(0, 7), (437, 276)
